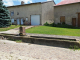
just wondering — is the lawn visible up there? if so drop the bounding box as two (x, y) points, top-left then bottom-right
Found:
(0, 25), (20, 31)
(26, 26), (80, 36)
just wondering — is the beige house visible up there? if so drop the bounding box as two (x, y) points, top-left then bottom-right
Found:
(7, 1), (55, 25)
(54, 0), (80, 27)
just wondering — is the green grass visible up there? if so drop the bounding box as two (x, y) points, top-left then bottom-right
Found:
(15, 40), (22, 43)
(8, 38), (22, 43)
(70, 45), (80, 51)
(0, 25), (20, 31)
(26, 26), (80, 36)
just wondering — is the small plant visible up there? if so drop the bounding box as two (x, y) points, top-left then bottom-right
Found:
(8, 38), (22, 43)
(15, 40), (22, 43)
(4, 42), (6, 44)
(44, 22), (49, 26)
(62, 22), (65, 25)
(52, 23), (57, 27)
(57, 23), (61, 25)
(70, 45), (80, 50)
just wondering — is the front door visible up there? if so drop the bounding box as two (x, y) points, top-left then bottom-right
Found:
(21, 18), (23, 25)
(72, 18), (76, 27)
(78, 13), (80, 27)
(60, 16), (65, 23)
(17, 19), (20, 25)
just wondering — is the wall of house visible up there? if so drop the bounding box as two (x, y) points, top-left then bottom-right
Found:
(7, 3), (42, 25)
(41, 1), (55, 25)
(54, 3), (80, 26)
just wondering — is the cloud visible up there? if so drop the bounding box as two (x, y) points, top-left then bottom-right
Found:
(17, 0), (33, 3)
(47, 0), (52, 1)
(54, 0), (63, 2)
(3, 0), (14, 6)
(3, 0), (33, 6)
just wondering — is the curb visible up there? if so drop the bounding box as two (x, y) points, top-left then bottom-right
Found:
(0, 33), (80, 48)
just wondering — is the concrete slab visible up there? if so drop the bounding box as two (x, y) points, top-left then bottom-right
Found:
(26, 33), (80, 41)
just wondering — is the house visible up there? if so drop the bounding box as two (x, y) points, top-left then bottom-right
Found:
(7, 1), (55, 25)
(54, 0), (80, 27)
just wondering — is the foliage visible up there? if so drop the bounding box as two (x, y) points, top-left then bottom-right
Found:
(8, 38), (22, 43)
(70, 45), (80, 51)
(0, 1), (11, 28)
(62, 22), (65, 25)
(44, 22), (75, 28)
(44, 22), (49, 26)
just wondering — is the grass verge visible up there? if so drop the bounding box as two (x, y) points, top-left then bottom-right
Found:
(26, 26), (80, 36)
(0, 25), (20, 31)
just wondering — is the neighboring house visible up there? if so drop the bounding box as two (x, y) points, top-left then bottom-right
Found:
(54, 0), (80, 27)
(7, 1), (55, 25)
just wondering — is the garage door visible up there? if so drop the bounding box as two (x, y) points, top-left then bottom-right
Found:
(31, 15), (40, 25)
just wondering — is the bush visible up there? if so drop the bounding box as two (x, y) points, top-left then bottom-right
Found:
(57, 23), (61, 25)
(44, 22), (49, 26)
(44, 22), (75, 28)
(62, 22), (65, 25)
(52, 23), (57, 27)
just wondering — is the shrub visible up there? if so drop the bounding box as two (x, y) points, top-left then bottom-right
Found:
(44, 22), (49, 26)
(70, 45), (80, 50)
(44, 22), (75, 28)
(62, 22), (65, 25)
(57, 23), (61, 25)
(51, 23), (56, 27)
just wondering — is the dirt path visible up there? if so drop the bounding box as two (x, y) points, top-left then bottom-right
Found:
(0, 39), (80, 60)
(0, 26), (33, 34)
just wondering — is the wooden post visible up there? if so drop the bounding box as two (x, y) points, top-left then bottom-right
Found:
(19, 26), (26, 36)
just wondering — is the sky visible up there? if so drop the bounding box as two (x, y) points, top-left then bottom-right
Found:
(3, 0), (63, 6)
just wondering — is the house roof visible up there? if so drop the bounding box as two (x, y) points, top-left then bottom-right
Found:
(55, 0), (80, 6)
(7, 2), (41, 8)
(7, 1), (55, 8)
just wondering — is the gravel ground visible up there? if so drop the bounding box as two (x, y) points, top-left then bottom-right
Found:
(0, 39), (80, 60)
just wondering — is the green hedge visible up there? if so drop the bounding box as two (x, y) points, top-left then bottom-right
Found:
(44, 22), (75, 28)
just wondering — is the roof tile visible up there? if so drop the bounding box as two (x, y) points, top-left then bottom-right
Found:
(55, 0), (80, 6)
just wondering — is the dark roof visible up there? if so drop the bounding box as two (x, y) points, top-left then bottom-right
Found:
(7, 2), (41, 8)
(55, 0), (80, 6)
(7, 1), (55, 8)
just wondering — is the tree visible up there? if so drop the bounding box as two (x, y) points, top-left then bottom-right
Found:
(0, 0), (11, 28)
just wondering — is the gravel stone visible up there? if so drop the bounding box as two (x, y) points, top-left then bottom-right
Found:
(0, 39), (80, 60)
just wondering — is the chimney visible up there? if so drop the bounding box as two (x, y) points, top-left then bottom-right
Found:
(21, 1), (24, 5)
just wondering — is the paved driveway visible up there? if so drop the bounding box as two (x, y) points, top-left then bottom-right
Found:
(0, 39), (80, 60)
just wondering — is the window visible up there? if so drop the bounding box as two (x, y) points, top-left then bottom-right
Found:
(17, 12), (19, 15)
(26, 18), (28, 21)
(11, 11), (14, 16)
(11, 19), (14, 23)
(60, 16), (65, 23)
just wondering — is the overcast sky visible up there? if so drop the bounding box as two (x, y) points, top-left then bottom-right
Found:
(3, 0), (62, 6)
